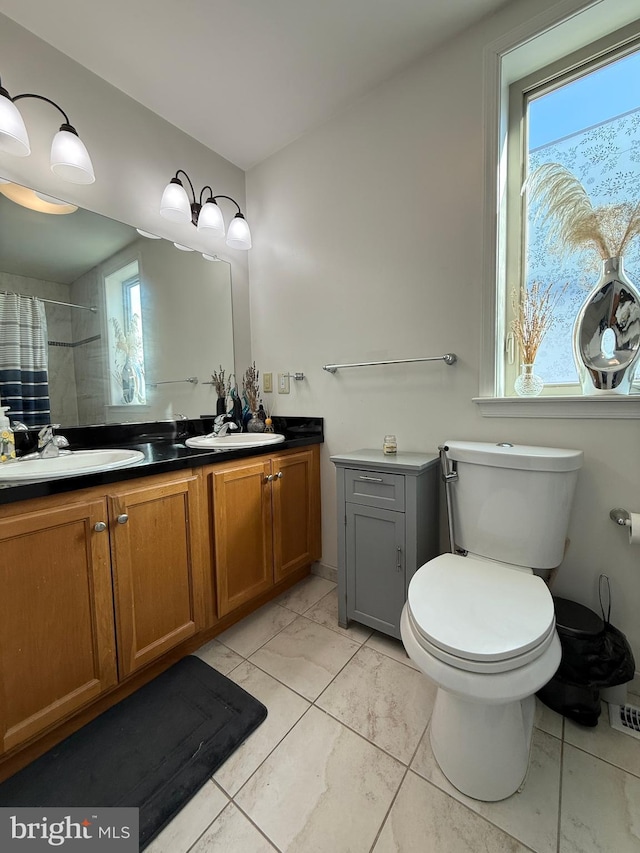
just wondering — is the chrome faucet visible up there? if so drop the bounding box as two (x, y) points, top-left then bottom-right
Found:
(37, 424), (70, 458)
(213, 414), (240, 436)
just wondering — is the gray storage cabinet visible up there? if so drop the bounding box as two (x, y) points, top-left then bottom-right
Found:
(331, 450), (439, 639)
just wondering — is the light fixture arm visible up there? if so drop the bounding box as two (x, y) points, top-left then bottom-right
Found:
(12, 92), (72, 128)
(174, 169), (196, 203)
(199, 185), (215, 205)
(212, 194), (242, 215)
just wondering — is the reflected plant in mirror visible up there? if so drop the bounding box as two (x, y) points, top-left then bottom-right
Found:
(110, 315), (145, 405)
(0, 178), (235, 427)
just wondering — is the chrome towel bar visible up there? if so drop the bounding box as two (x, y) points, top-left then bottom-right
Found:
(322, 353), (457, 373)
(147, 376), (199, 388)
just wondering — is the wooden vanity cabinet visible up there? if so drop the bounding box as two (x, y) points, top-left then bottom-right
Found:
(209, 446), (321, 617)
(108, 473), (206, 678)
(0, 445), (321, 766)
(0, 469), (207, 754)
(0, 497), (118, 754)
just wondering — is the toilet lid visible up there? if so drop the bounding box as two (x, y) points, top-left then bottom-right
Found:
(407, 553), (555, 662)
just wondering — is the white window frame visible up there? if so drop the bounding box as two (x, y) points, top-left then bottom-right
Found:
(476, 0), (640, 418)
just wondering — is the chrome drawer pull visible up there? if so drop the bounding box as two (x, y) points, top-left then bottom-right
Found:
(264, 474), (274, 482)
(117, 514), (129, 524)
(94, 521), (107, 532)
(396, 546), (402, 572)
(358, 476), (383, 483)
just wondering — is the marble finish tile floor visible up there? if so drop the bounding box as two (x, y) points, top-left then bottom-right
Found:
(147, 576), (640, 852)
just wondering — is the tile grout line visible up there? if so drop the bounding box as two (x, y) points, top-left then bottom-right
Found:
(367, 714), (435, 852)
(556, 717), (565, 853)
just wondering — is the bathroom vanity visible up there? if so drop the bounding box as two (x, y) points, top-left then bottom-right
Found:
(0, 417), (322, 779)
(331, 449), (439, 639)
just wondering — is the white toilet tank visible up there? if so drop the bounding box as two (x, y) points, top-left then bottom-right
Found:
(445, 441), (583, 570)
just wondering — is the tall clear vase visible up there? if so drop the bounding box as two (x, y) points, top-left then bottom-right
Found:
(572, 256), (640, 395)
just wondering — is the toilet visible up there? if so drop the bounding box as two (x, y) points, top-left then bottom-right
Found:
(401, 440), (583, 801)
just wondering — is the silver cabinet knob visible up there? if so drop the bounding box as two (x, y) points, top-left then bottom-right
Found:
(117, 513), (129, 524)
(264, 474), (274, 482)
(275, 471), (283, 479)
(94, 521), (107, 532)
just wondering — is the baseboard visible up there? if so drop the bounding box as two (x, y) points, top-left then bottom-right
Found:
(310, 561), (337, 583)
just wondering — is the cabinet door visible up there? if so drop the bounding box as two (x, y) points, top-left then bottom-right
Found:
(345, 503), (406, 639)
(272, 448), (321, 583)
(0, 500), (117, 754)
(109, 475), (205, 678)
(212, 458), (274, 616)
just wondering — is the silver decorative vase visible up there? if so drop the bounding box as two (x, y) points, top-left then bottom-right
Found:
(572, 256), (640, 395)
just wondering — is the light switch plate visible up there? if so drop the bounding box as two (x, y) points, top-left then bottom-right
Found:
(263, 372), (273, 393)
(278, 373), (290, 394)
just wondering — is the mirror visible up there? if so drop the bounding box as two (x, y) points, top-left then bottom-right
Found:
(0, 180), (234, 428)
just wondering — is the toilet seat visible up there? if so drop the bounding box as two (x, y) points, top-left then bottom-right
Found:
(407, 553), (556, 675)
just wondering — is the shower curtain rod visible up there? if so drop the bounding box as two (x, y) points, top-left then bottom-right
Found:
(0, 289), (97, 313)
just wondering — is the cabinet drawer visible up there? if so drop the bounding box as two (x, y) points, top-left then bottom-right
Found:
(345, 469), (405, 511)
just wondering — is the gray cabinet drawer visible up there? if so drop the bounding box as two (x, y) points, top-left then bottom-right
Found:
(345, 469), (405, 511)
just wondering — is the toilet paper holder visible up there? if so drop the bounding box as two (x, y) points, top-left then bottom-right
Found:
(610, 508), (631, 527)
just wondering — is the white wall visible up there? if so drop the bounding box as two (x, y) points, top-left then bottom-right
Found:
(0, 14), (251, 373)
(247, 0), (640, 661)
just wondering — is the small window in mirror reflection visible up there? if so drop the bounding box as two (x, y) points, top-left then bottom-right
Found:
(106, 260), (146, 405)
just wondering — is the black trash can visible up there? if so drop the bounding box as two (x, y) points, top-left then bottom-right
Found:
(537, 597), (604, 726)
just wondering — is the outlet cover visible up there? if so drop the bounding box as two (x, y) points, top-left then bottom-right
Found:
(278, 373), (290, 394)
(263, 372), (273, 393)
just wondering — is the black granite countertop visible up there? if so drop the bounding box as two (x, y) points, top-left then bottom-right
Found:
(0, 416), (323, 506)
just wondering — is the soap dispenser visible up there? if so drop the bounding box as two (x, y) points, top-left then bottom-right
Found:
(0, 406), (16, 463)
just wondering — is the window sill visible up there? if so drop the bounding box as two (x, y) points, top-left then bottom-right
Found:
(473, 395), (640, 418)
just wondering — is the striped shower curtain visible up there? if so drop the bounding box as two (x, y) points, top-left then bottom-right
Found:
(0, 293), (51, 427)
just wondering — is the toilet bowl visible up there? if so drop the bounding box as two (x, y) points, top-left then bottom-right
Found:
(401, 552), (561, 801)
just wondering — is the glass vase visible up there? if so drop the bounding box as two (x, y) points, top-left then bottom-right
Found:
(246, 412), (266, 433)
(514, 363), (544, 397)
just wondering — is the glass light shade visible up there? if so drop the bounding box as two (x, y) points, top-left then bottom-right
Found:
(160, 180), (191, 223)
(225, 214), (252, 250)
(0, 93), (30, 156)
(50, 129), (95, 184)
(197, 200), (225, 237)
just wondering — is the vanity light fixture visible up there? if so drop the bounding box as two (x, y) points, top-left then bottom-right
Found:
(160, 169), (251, 250)
(0, 75), (95, 184)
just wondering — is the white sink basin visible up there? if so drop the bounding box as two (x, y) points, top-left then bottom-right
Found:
(0, 448), (145, 483)
(185, 433), (285, 450)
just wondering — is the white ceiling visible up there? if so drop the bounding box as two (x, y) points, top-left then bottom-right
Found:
(0, 0), (506, 170)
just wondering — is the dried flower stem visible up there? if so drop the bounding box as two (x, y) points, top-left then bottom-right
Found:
(211, 366), (230, 399)
(511, 281), (567, 364)
(242, 361), (260, 412)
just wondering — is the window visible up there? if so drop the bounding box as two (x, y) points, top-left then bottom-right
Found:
(502, 29), (640, 398)
(474, 6), (640, 416)
(105, 260), (146, 406)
